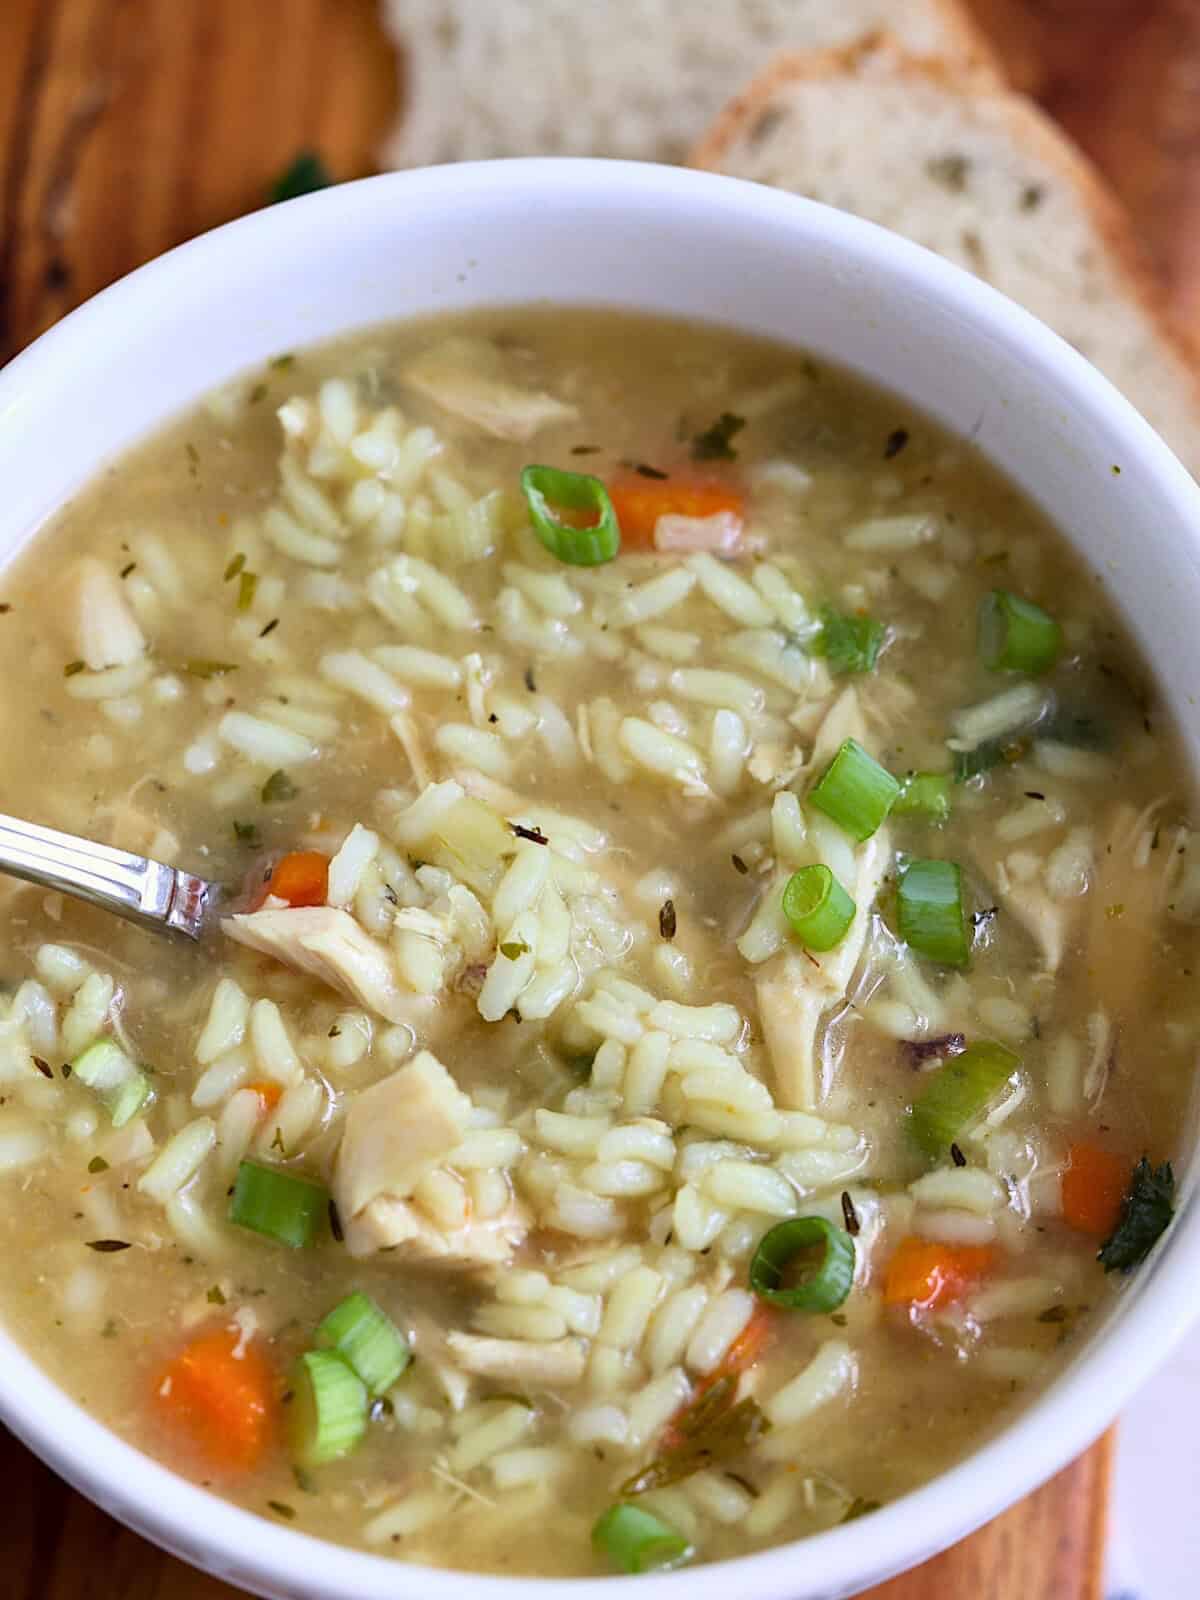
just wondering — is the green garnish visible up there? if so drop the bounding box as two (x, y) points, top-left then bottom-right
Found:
(953, 737), (1027, 783)
(620, 1374), (769, 1496)
(897, 859), (970, 967)
(978, 589), (1062, 675)
(288, 1350), (368, 1468)
(86, 1156), (109, 1174)
(842, 1497), (882, 1523)
(592, 1504), (693, 1574)
(815, 604), (885, 675)
(229, 1160), (326, 1249)
(63, 660), (85, 677)
(71, 1040), (152, 1128)
(233, 819), (260, 846)
(316, 1292), (410, 1396)
(749, 1216), (856, 1312)
(499, 940), (529, 960)
(520, 465), (619, 566)
(237, 570), (258, 612)
(909, 1040), (1020, 1160)
(269, 151), (332, 204)
(223, 553), (246, 581)
(207, 1284), (227, 1305)
(182, 660), (239, 680)
(1098, 1158), (1175, 1273)
(782, 865), (855, 953)
(808, 737), (900, 841)
(262, 770), (298, 805)
(691, 411), (746, 461)
(893, 771), (952, 822)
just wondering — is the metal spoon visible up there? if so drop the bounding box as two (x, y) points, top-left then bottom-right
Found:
(0, 811), (219, 940)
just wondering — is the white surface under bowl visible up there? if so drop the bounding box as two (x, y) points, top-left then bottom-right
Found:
(0, 158), (1197, 1600)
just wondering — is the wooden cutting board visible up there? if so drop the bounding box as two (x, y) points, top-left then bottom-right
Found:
(1, 0), (1185, 1593)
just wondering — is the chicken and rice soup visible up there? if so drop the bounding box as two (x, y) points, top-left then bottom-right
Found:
(0, 310), (1189, 1576)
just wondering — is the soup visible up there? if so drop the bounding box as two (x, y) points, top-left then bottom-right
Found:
(0, 310), (1189, 1576)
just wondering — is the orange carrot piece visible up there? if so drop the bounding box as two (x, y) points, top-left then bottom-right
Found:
(154, 1325), (276, 1471)
(660, 1305), (776, 1449)
(882, 1237), (995, 1312)
(247, 1080), (284, 1113)
(1062, 1142), (1129, 1238)
(253, 850), (329, 910)
(608, 476), (744, 549)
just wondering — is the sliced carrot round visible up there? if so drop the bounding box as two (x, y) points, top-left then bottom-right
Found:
(154, 1324), (276, 1472)
(607, 476), (744, 549)
(882, 1237), (995, 1312)
(1062, 1142), (1129, 1238)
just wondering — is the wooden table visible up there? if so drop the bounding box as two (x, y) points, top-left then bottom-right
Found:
(2, 1), (1186, 1594)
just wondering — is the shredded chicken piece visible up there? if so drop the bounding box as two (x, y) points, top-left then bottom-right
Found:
(1081, 799), (1170, 1023)
(66, 557), (145, 670)
(402, 337), (578, 441)
(445, 1332), (587, 1386)
(335, 1051), (472, 1217)
(654, 510), (744, 554)
(344, 1192), (529, 1266)
(334, 1051), (530, 1267)
(757, 688), (890, 1109)
(223, 905), (412, 1022)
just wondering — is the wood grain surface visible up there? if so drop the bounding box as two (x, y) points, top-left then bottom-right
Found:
(0, 0), (1182, 1594)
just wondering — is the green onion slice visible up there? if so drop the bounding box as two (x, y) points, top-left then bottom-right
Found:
(749, 1216), (857, 1313)
(897, 858), (970, 967)
(316, 1291), (410, 1396)
(782, 864), (855, 952)
(229, 1160), (327, 1249)
(288, 1350), (368, 1468)
(809, 738), (900, 842)
(979, 589), (1062, 675)
(71, 1039), (153, 1128)
(893, 771), (952, 823)
(520, 465), (620, 566)
(592, 1504), (693, 1574)
(909, 1040), (1021, 1159)
(816, 604), (885, 675)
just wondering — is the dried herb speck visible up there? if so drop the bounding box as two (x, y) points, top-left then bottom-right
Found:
(659, 899), (677, 941)
(840, 1190), (860, 1235)
(86, 1239), (132, 1253)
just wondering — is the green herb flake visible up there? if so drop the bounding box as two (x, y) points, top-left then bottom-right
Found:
(269, 353), (296, 372)
(182, 659), (239, 680)
(815, 604), (884, 676)
(206, 1284), (227, 1305)
(63, 660), (85, 678)
(233, 819), (260, 846)
(1098, 1157), (1175, 1273)
(101, 1318), (119, 1339)
(269, 151), (332, 204)
(691, 411), (746, 462)
(224, 552), (246, 582)
(237, 570), (259, 613)
(87, 1156), (109, 1174)
(841, 1497), (882, 1523)
(248, 382), (268, 405)
(620, 1375), (770, 1496)
(266, 1499), (297, 1520)
(499, 940), (529, 961)
(261, 770), (298, 805)
(293, 1465), (318, 1494)
(926, 153), (970, 192)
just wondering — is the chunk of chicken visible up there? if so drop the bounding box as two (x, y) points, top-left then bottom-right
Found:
(344, 1191), (529, 1266)
(757, 688), (891, 1109)
(334, 1051), (531, 1268)
(403, 336), (578, 441)
(66, 557), (145, 670)
(336, 1051), (472, 1218)
(446, 1332), (587, 1387)
(223, 905), (410, 1022)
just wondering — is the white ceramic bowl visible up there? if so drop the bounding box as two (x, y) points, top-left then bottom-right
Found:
(0, 159), (1197, 1600)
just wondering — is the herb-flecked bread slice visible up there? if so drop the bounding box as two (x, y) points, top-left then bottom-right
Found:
(692, 33), (1200, 476)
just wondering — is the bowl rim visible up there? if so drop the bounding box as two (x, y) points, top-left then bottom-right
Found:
(1, 155), (1198, 1600)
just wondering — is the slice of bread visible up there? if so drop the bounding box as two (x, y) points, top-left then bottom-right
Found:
(692, 34), (1200, 474)
(380, 0), (998, 168)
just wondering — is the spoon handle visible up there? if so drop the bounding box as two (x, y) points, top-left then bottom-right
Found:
(0, 812), (218, 940)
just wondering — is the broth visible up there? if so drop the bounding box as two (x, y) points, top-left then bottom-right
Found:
(0, 310), (1191, 1575)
